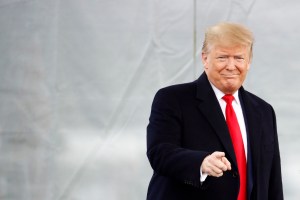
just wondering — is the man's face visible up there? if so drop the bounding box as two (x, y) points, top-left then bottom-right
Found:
(202, 44), (251, 94)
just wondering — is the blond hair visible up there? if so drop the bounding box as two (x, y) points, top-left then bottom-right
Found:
(202, 22), (254, 59)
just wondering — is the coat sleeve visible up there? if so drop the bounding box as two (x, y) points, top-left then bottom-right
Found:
(146, 88), (209, 188)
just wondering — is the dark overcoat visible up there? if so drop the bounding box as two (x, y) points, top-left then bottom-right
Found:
(146, 73), (283, 200)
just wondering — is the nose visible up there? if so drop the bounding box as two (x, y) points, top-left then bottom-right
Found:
(226, 57), (236, 70)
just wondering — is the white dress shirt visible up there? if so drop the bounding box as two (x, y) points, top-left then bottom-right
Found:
(200, 83), (247, 182)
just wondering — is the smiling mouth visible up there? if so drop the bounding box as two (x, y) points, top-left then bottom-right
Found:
(221, 74), (239, 78)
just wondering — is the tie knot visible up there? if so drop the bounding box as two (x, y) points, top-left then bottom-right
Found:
(222, 94), (234, 104)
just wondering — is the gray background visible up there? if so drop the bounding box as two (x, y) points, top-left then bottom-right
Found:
(0, 0), (299, 199)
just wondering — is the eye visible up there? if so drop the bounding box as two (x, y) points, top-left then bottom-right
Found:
(217, 56), (227, 61)
(235, 56), (244, 61)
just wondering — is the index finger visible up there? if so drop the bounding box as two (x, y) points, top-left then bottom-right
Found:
(221, 156), (231, 170)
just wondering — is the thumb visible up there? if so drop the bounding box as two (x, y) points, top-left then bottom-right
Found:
(213, 151), (225, 159)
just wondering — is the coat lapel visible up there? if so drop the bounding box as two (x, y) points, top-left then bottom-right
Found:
(239, 88), (263, 178)
(240, 86), (264, 200)
(196, 73), (263, 198)
(195, 73), (263, 172)
(196, 73), (237, 168)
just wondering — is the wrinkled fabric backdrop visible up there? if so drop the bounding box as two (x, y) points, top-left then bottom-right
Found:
(0, 0), (299, 199)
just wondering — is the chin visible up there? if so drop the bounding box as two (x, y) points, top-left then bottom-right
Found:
(223, 84), (239, 94)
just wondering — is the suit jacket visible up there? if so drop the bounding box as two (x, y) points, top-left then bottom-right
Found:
(146, 72), (283, 200)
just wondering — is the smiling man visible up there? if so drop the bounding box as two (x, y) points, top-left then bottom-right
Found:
(146, 22), (284, 200)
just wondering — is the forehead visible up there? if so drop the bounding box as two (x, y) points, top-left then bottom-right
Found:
(211, 44), (249, 55)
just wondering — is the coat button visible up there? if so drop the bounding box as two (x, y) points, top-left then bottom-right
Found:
(232, 171), (238, 178)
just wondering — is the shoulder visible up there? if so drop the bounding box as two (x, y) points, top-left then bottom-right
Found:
(150, 81), (198, 110)
(155, 81), (197, 100)
(241, 88), (274, 111)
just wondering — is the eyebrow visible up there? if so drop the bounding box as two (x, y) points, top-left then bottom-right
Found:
(216, 52), (245, 57)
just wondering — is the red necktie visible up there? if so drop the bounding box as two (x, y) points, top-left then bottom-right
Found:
(223, 94), (247, 200)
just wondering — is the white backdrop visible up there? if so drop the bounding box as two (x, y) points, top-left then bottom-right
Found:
(0, 0), (299, 199)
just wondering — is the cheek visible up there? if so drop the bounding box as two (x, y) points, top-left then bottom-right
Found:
(237, 63), (250, 73)
(214, 64), (227, 73)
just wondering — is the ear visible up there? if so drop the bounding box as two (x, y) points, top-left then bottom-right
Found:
(246, 56), (251, 70)
(246, 63), (251, 71)
(202, 52), (208, 69)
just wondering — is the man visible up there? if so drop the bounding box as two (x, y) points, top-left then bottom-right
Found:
(146, 22), (284, 200)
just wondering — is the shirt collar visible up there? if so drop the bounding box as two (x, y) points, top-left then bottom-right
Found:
(209, 82), (240, 105)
